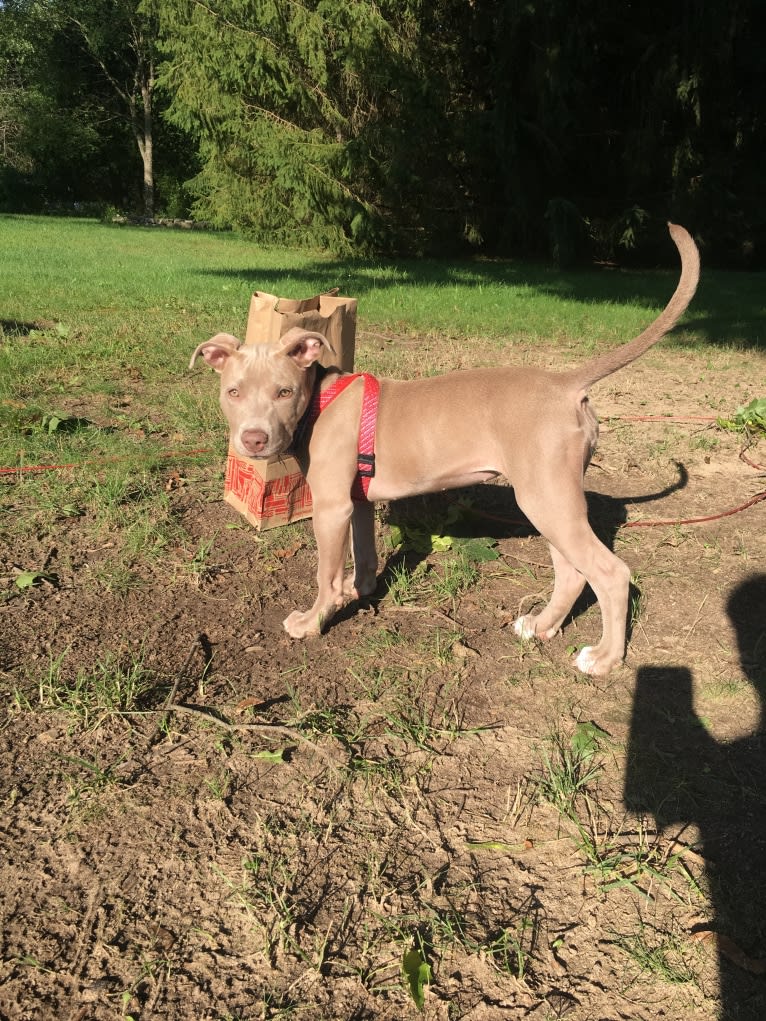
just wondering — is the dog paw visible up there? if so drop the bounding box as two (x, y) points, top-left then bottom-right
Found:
(343, 569), (376, 600)
(574, 646), (620, 676)
(283, 610), (321, 639)
(342, 577), (370, 600)
(574, 646), (597, 673)
(513, 615), (558, 641)
(513, 615), (537, 640)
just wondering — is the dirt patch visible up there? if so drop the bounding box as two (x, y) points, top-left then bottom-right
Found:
(1, 348), (765, 1020)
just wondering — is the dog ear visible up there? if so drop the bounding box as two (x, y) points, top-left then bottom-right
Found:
(279, 327), (336, 369)
(189, 333), (241, 371)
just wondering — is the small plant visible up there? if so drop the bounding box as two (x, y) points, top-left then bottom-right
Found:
(689, 432), (719, 452)
(538, 721), (607, 820)
(718, 396), (766, 435)
(487, 918), (535, 980)
(204, 768), (234, 801)
(431, 551), (479, 603)
(388, 500), (499, 560)
(402, 939), (431, 1010)
(234, 851), (306, 963)
(35, 649), (158, 727)
(629, 573), (645, 631)
(58, 751), (128, 810)
(387, 507), (498, 610)
(186, 535), (218, 587)
(385, 561), (424, 605)
(580, 827), (702, 902)
(14, 569), (58, 591)
(401, 903), (539, 1001)
(420, 626), (464, 667)
(610, 921), (699, 985)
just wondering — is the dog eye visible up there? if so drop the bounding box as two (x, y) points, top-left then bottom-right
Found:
(277, 387), (294, 399)
(227, 387), (239, 398)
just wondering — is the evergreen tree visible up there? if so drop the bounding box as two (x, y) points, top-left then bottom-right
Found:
(154, 0), (456, 253)
(3, 0), (764, 261)
(0, 0), (195, 216)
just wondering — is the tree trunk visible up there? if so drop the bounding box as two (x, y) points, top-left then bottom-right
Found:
(140, 78), (154, 218)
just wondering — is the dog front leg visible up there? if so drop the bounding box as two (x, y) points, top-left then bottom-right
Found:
(283, 500), (354, 638)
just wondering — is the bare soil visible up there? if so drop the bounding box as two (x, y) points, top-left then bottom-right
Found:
(1, 347), (765, 1021)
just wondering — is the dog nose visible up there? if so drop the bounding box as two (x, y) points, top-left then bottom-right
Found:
(241, 428), (269, 455)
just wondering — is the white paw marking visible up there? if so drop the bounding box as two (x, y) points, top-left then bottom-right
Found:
(575, 646), (597, 674)
(513, 616), (537, 640)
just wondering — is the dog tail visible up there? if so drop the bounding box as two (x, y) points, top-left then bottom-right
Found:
(566, 223), (700, 390)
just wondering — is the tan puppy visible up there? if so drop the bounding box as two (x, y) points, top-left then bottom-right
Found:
(191, 224), (699, 675)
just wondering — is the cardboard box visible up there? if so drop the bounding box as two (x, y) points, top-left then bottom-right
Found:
(224, 290), (357, 530)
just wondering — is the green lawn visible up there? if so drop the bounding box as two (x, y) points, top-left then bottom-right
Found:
(1, 213), (763, 478)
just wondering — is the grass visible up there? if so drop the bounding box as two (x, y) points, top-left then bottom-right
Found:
(18, 647), (160, 727)
(1, 213), (761, 560)
(610, 921), (701, 987)
(537, 722), (705, 905)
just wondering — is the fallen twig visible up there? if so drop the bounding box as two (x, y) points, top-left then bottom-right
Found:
(384, 604), (462, 627)
(162, 702), (340, 765)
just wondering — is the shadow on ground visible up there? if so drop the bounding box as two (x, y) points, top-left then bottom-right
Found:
(625, 574), (766, 1021)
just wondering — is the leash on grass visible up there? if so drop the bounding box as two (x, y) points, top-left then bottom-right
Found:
(2, 416), (764, 527)
(615, 419), (766, 528)
(470, 487), (766, 533)
(0, 447), (214, 475)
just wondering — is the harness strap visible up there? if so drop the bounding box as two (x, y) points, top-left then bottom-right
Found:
(351, 374), (380, 501)
(297, 371), (380, 502)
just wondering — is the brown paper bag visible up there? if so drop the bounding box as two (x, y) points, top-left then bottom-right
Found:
(224, 290), (357, 530)
(244, 289), (356, 371)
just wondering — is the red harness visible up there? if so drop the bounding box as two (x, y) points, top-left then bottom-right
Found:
(298, 371), (380, 502)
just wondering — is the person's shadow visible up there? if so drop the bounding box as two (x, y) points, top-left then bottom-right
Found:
(625, 574), (766, 1019)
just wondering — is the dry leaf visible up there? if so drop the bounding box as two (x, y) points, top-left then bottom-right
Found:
(165, 471), (185, 491)
(274, 541), (304, 559)
(236, 695), (262, 712)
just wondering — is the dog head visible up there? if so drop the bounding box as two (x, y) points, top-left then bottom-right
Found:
(189, 327), (335, 459)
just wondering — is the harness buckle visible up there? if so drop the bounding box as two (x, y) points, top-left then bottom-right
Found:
(356, 453), (376, 478)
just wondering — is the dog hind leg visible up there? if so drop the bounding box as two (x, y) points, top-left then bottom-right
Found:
(513, 478), (631, 676)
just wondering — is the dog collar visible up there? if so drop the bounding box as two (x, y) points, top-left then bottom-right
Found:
(295, 369), (380, 502)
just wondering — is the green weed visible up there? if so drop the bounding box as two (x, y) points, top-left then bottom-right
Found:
(431, 552), (479, 604)
(204, 768), (234, 801)
(33, 649), (158, 727)
(629, 573), (645, 631)
(611, 921), (700, 986)
(58, 752), (127, 808)
(718, 396), (766, 435)
(385, 561), (425, 605)
(183, 534), (219, 587)
(538, 721), (608, 819)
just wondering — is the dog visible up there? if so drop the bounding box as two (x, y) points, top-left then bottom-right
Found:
(190, 224), (699, 676)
